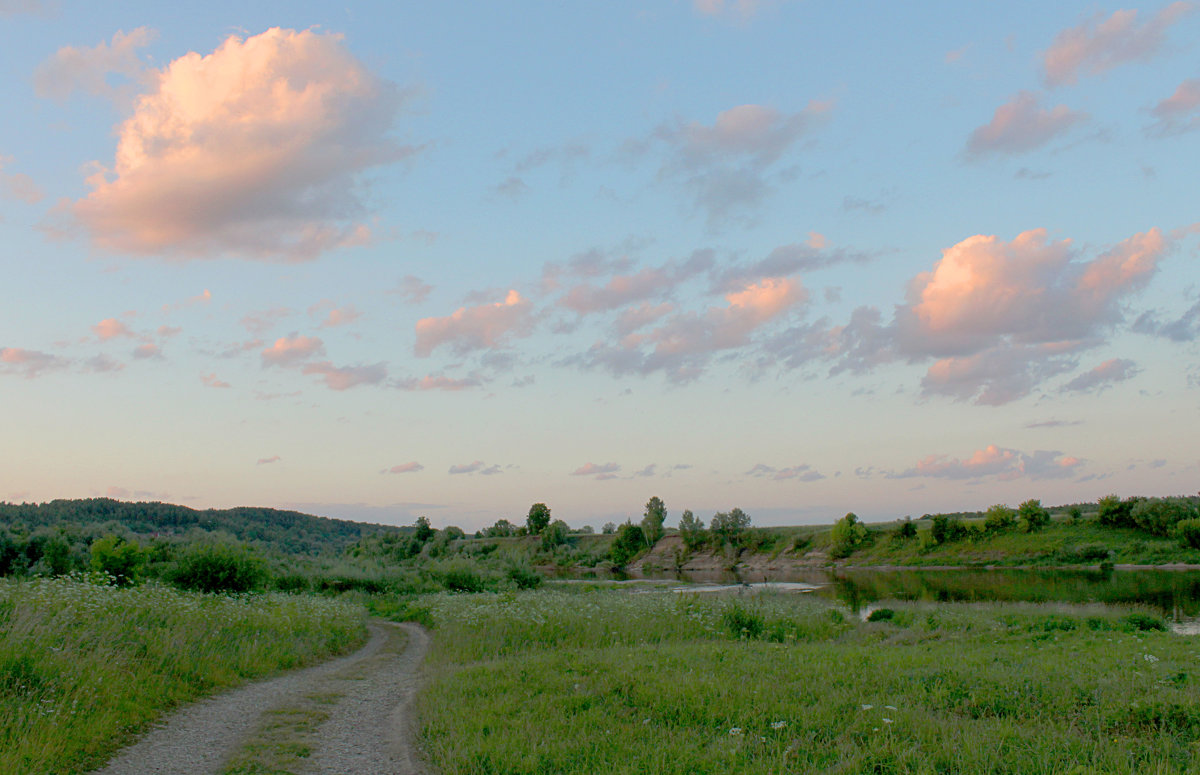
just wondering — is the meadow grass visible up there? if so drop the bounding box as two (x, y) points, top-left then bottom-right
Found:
(416, 586), (1200, 774)
(0, 575), (367, 774)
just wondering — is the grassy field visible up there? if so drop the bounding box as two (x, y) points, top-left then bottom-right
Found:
(415, 585), (1200, 774)
(0, 575), (367, 774)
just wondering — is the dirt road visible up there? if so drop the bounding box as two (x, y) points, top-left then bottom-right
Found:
(92, 621), (430, 775)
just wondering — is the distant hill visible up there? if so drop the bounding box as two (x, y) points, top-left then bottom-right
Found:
(0, 498), (407, 556)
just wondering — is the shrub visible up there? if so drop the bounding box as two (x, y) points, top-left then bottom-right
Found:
(894, 520), (917, 540)
(439, 563), (488, 593)
(541, 520), (570, 550)
(722, 605), (765, 639)
(866, 608), (895, 622)
(1175, 518), (1200, 549)
(830, 512), (868, 559)
(89, 535), (145, 586)
(1122, 613), (1167, 632)
(1097, 495), (1136, 528)
(505, 563), (543, 590)
(166, 542), (266, 593)
(1132, 498), (1198, 537)
(1018, 499), (1051, 533)
(984, 504), (1016, 533)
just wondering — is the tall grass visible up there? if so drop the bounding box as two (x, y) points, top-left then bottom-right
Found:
(417, 587), (1200, 774)
(0, 575), (366, 774)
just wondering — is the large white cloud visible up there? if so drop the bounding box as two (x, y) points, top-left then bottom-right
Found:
(72, 28), (415, 261)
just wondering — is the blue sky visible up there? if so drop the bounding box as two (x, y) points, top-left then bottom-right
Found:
(2, 1), (1198, 530)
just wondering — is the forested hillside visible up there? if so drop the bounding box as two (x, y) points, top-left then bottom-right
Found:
(0, 498), (405, 556)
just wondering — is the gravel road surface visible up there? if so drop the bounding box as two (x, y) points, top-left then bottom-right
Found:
(92, 621), (430, 775)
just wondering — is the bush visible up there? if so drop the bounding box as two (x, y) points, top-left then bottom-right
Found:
(89, 535), (146, 586)
(830, 513), (868, 559)
(1175, 518), (1200, 549)
(541, 519), (570, 550)
(167, 542), (266, 593)
(609, 522), (646, 567)
(1018, 499), (1051, 533)
(505, 563), (543, 590)
(866, 608), (895, 622)
(1122, 613), (1166, 632)
(1132, 498), (1198, 537)
(722, 605), (765, 639)
(1097, 495), (1136, 528)
(894, 520), (917, 540)
(439, 563), (488, 593)
(984, 504), (1016, 533)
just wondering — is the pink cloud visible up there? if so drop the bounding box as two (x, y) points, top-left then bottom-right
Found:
(34, 27), (156, 101)
(615, 302), (675, 336)
(572, 462), (621, 477)
(72, 28), (415, 261)
(241, 308), (294, 335)
(1062, 357), (1139, 393)
(898, 228), (1167, 357)
(1, 347), (68, 378)
(157, 325), (182, 339)
(300, 361), (387, 391)
(261, 335), (324, 366)
(93, 317), (133, 340)
(1150, 78), (1200, 135)
(891, 445), (1084, 481)
(965, 92), (1087, 157)
(132, 343), (162, 360)
(1042, 3), (1196, 87)
(309, 300), (362, 327)
(382, 462), (423, 475)
(393, 374), (482, 391)
(257, 456), (281, 465)
(0, 155), (43, 203)
(162, 289), (212, 314)
(414, 290), (535, 357)
(201, 373), (231, 388)
(580, 276), (805, 382)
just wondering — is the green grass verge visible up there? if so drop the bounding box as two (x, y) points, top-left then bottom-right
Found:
(416, 588), (1200, 774)
(0, 575), (367, 774)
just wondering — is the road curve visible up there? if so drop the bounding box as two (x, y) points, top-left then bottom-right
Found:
(92, 621), (430, 775)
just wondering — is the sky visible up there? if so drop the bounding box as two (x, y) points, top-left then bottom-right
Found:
(1, 1), (1198, 531)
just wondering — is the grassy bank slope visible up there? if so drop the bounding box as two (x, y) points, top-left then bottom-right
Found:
(0, 576), (366, 773)
(417, 587), (1197, 774)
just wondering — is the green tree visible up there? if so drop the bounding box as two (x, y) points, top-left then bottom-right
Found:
(895, 519), (917, 540)
(89, 535), (145, 586)
(526, 503), (552, 535)
(1097, 495), (1136, 528)
(1018, 499), (1050, 532)
(710, 508), (751, 547)
(541, 519), (570, 549)
(609, 522), (645, 566)
(641, 496), (666, 547)
(984, 504), (1016, 533)
(830, 512), (868, 559)
(41, 533), (74, 576)
(601, 522), (616, 534)
(678, 509), (706, 550)
(414, 516), (435, 543)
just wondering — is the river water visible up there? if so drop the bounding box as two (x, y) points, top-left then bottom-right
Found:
(619, 567), (1200, 624)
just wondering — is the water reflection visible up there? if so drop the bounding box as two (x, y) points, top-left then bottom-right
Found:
(623, 566), (1200, 620)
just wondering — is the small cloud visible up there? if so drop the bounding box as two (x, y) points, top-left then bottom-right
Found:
(889, 444), (1083, 481)
(257, 456), (281, 465)
(1025, 418), (1082, 429)
(157, 325), (182, 339)
(745, 463), (824, 481)
(0, 347), (68, 378)
(261, 335), (324, 366)
(1148, 78), (1200, 136)
(1041, 4), (1196, 87)
(965, 91), (1087, 158)
(241, 308), (293, 335)
(381, 462), (423, 474)
(572, 462), (621, 478)
(491, 176), (529, 200)
(0, 155), (43, 203)
(200, 373), (230, 388)
(635, 464), (657, 477)
(1061, 358), (1139, 393)
(414, 290), (535, 357)
(392, 374), (482, 391)
(390, 275), (433, 305)
(301, 361), (387, 390)
(449, 460), (501, 475)
(34, 26), (156, 101)
(132, 343), (162, 360)
(309, 301), (362, 328)
(84, 354), (124, 373)
(93, 317), (134, 340)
